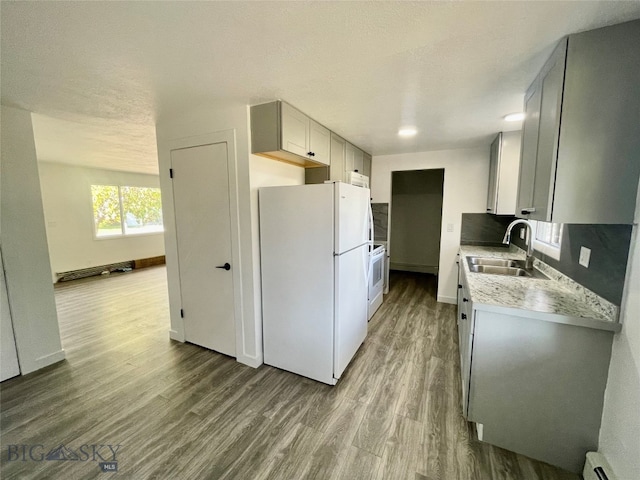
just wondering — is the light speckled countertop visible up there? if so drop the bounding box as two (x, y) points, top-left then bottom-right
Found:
(458, 245), (621, 332)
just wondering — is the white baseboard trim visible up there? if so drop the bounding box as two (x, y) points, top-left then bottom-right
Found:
(390, 263), (439, 275)
(237, 353), (263, 369)
(437, 295), (457, 304)
(169, 329), (185, 342)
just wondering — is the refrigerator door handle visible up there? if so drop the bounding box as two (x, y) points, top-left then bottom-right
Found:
(368, 201), (374, 246)
(365, 201), (373, 282)
(363, 243), (370, 284)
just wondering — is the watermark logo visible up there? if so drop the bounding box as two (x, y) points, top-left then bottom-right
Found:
(6, 444), (121, 473)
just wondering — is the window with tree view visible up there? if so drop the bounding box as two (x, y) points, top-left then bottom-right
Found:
(91, 185), (164, 238)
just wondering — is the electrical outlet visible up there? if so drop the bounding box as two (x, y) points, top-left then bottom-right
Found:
(519, 227), (525, 240)
(447, 223), (454, 233)
(579, 246), (591, 268)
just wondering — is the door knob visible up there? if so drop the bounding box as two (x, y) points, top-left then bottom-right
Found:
(216, 263), (231, 271)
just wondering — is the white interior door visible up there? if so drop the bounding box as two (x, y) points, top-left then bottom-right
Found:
(171, 143), (236, 357)
(1, 247), (20, 381)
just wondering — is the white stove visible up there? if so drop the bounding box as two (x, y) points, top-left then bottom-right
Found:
(368, 243), (386, 320)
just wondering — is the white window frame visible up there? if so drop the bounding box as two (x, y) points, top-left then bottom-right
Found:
(531, 220), (563, 261)
(91, 185), (164, 239)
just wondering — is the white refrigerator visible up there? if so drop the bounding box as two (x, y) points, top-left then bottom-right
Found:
(259, 182), (371, 385)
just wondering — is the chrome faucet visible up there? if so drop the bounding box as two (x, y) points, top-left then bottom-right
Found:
(503, 219), (535, 269)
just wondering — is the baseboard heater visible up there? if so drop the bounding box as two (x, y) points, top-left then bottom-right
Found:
(583, 452), (616, 480)
(56, 261), (134, 282)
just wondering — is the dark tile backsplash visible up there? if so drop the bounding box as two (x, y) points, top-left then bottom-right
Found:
(372, 203), (388, 241)
(461, 213), (632, 306)
(461, 213), (517, 246)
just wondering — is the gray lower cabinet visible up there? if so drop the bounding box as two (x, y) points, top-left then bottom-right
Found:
(457, 262), (473, 417)
(457, 268), (614, 473)
(467, 310), (613, 474)
(516, 19), (640, 224)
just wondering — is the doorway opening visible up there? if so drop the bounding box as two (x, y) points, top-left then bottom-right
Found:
(389, 169), (445, 279)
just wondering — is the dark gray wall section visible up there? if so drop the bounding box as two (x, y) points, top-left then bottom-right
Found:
(390, 169), (444, 272)
(372, 203), (388, 241)
(461, 213), (631, 306)
(461, 213), (517, 246)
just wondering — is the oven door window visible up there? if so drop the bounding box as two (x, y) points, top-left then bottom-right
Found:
(371, 255), (383, 285)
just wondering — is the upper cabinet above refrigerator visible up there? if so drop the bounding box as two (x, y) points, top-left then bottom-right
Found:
(251, 100), (330, 167)
(251, 100), (373, 186)
(515, 19), (640, 224)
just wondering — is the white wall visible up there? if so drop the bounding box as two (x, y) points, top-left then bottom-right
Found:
(371, 147), (490, 303)
(598, 185), (640, 480)
(38, 162), (165, 281)
(156, 103), (259, 366)
(249, 154), (305, 350)
(156, 103), (303, 368)
(0, 106), (65, 374)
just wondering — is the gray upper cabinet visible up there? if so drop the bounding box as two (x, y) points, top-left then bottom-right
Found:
(251, 101), (330, 167)
(252, 99), (373, 183)
(487, 131), (522, 215)
(345, 142), (355, 174)
(305, 133), (374, 185)
(516, 80), (543, 216)
(308, 119), (331, 166)
(516, 20), (640, 224)
(363, 153), (372, 179)
(353, 146), (364, 174)
(345, 142), (365, 175)
(329, 133), (346, 182)
(281, 101), (309, 158)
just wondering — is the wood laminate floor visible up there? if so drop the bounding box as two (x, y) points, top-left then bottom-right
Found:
(0, 267), (579, 480)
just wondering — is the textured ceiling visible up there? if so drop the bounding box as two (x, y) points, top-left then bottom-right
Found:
(2, 1), (640, 174)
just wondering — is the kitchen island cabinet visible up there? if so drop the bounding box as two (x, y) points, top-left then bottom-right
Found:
(457, 246), (619, 473)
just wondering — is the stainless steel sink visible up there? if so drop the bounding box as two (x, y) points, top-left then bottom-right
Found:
(469, 265), (530, 276)
(467, 257), (525, 268)
(466, 256), (548, 279)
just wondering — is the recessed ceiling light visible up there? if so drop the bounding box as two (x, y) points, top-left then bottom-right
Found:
(398, 128), (417, 137)
(504, 112), (525, 122)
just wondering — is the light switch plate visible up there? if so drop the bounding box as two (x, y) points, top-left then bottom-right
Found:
(579, 246), (591, 268)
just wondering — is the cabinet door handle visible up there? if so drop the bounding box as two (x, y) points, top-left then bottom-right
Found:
(461, 313), (467, 320)
(216, 263), (231, 271)
(520, 207), (536, 215)
(463, 298), (469, 302)
(307, 152), (315, 157)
